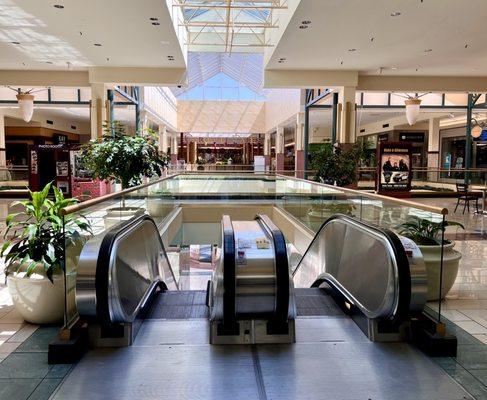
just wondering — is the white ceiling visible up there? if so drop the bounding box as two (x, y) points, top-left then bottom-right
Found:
(0, 0), (185, 70)
(267, 0), (487, 76)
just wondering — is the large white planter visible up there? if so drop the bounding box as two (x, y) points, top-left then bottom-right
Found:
(7, 269), (65, 324)
(419, 241), (462, 301)
(104, 206), (142, 228)
(146, 198), (173, 218)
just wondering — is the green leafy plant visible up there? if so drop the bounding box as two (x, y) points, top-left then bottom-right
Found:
(310, 141), (367, 186)
(0, 183), (92, 282)
(80, 121), (168, 189)
(397, 216), (464, 245)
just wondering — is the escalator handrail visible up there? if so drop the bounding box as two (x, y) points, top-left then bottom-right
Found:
(93, 214), (177, 325)
(256, 214), (290, 326)
(293, 214), (411, 322)
(221, 215), (238, 331)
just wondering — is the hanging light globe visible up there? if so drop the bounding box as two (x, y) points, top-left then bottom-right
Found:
(472, 124), (483, 138)
(16, 93), (35, 122)
(404, 98), (421, 125)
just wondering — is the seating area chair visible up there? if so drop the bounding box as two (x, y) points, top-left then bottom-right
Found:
(454, 183), (479, 214)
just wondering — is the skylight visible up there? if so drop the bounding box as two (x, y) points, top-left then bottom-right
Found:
(174, 0), (287, 52)
(172, 52), (265, 100)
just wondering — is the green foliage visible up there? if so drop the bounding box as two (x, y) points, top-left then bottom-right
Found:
(397, 216), (464, 245)
(310, 141), (367, 186)
(80, 121), (168, 189)
(0, 183), (92, 282)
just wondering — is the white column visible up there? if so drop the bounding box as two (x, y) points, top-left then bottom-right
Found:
(428, 117), (441, 181)
(90, 83), (107, 139)
(276, 126), (285, 154)
(338, 86), (357, 143)
(158, 125), (168, 153)
(171, 135), (179, 156)
(295, 113), (305, 151)
(0, 112), (5, 167)
(264, 132), (271, 156)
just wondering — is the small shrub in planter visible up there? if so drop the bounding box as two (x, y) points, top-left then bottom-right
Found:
(397, 216), (464, 300)
(0, 183), (92, 324)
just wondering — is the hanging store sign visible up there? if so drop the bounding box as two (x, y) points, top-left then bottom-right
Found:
(399, 132), (425, 143)
(378, 133), (389, 142)
(376, 142), (413, 196)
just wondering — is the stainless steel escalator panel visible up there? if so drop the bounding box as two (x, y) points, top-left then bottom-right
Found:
(293, 215), (425, 320)
(76, 215), (177, 325)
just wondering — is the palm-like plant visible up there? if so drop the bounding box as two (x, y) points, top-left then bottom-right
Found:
(0, 183), (92, 282)
(397, 216), (464, 245)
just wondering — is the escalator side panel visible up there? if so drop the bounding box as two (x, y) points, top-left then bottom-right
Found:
(76, 214), (177, 327)
(293, 214), (426, 322)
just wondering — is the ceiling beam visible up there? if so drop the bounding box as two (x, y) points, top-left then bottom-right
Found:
(88, 67), (187, 86)
(357, 75), (487, 93)
(264, 69), (358, 88)
(0, 70), (89, 87)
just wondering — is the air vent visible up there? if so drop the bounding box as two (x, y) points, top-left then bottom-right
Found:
(46, 120), (54, 125)
(382, 123), (390, 128)
(71, 125), (76, 130)
(360, 129), (366, 133)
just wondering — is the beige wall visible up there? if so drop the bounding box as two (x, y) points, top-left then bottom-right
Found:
(142, 87), (178, 130)
(264, 88), (301, 132)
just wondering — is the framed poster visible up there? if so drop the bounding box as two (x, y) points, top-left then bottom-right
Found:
(30, 150), (38, 174)
(56, 161), (69, 177)
(376, 142), (413, 195)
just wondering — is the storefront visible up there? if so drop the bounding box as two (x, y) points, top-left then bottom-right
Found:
(440, 126), (487, 170)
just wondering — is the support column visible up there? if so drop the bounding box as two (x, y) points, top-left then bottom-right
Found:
(276, 126), (285, 172)
(170, 135), (178, 165)
(90, 83), (108, 139)
(427, 118), (440, 182)
(264, 132), (271, 170)
(295, 113), (305, 178)
(337, 86), (357, 144)
(158, 125), (168, 153)
(0, 112), (5, 167)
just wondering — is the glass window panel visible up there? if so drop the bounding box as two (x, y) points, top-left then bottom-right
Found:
(362, 92), (389, 106)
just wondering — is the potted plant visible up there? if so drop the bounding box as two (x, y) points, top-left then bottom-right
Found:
(397, 217), (464, 301)
(146, 188), (174, 218)
(80, 121), (168, 223)
(310, 141), (367, 187)
(0, 183), (91, 324)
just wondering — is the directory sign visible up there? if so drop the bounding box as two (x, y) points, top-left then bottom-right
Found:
(376, 142), (413, 195)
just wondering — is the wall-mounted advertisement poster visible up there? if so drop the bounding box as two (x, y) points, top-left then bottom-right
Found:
(376, 142), (413, 195)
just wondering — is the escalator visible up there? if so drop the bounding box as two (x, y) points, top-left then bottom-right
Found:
(73, 212), (427, 346)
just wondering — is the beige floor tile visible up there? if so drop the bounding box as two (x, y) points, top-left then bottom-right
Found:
(473, 334), (487, 344)
(0, 341), (20, 356)
(455, 320), (487, 334)
(441, 310), (472, 322)
(7, 324), (38, 343)
(0, 309), (25, 323)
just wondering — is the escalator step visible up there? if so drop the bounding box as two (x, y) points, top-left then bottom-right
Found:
(295, 288), (344, 317)
(147, 291), (209, 319)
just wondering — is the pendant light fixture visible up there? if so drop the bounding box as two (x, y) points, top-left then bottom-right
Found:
(471, 118), (485, 139)
(16, 92), (35, 122)
(394, 92), (429, 126)
(6, 86), (48, 123)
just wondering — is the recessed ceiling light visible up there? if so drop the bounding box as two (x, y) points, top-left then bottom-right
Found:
(391, 66), (397, 70)
(53, 4), (64, 9)
(348, 48), (356, 52)
(11, 41), (20, 45)
(299, 25), (308, 29)
(94, 43), (102, 46)
(465, 44), (469, 48)
(150, 17), (158, 21)
(340, 61), (344, 65)
(424, 48), (432, 53)
(46, 61), (53, 64)
(370, 37), (375, 42)
(390, 12), (401, 17)
(301, 20), (311, 25)
(278, 60), (284, 63)
(152, 22), (160, 26)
